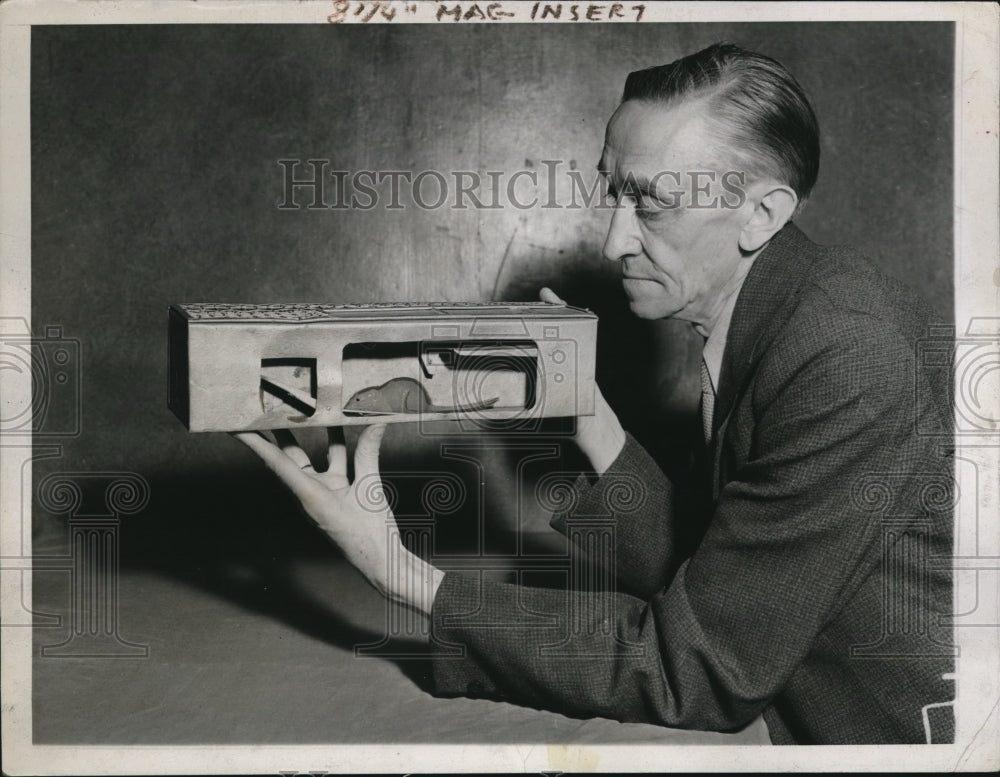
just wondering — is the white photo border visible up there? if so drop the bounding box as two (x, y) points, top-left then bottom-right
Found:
(1, 1), (997, 773)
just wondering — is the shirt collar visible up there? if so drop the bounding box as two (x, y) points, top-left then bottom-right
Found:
(701, 269), (753, 393)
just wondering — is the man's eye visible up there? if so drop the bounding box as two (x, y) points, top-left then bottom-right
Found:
(605, 190), (635, 209)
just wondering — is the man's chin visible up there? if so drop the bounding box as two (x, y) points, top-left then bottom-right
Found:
(622, 280), (678, 319)
(626, 296), (677, 320)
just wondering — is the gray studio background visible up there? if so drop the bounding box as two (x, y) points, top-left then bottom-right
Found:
(32, 22), (953, 475)
(31, 18), (954, 577)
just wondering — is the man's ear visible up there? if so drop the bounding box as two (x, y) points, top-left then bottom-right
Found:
(738, 183), (798, 252)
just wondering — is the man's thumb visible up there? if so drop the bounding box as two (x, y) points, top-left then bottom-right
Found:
(539, 286), (565, 305)
(354, 423), (387, 479)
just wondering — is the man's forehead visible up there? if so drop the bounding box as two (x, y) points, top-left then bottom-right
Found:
(599, 98), (718, 176)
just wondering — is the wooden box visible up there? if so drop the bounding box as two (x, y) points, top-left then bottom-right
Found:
(168, 302), (597, 432)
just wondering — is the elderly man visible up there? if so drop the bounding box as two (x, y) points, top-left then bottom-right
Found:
(237, 44), (954, 744)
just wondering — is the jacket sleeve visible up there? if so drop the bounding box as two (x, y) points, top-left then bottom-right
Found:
(429, 313), (930, 731)
(547, 432), (685, 600)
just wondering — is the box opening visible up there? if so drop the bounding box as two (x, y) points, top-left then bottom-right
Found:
(342, 340), (538, 416)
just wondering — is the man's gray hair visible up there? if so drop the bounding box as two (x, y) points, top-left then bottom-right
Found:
(624, 43), (820, 212)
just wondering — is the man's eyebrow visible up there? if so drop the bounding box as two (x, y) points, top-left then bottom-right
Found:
(613, 173), (656, 199)
(594, 162), (664, 202)
(626, 174), (653, 192)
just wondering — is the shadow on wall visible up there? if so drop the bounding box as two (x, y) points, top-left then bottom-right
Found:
(34, 457), (590, 681)
(30, 468), (439, 693)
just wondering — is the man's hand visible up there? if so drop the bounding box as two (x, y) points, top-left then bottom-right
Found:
(233, 425), (443, 615)
(540, 287), (627, 475)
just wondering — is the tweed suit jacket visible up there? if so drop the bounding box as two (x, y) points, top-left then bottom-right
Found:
(429, 223), (955, 744)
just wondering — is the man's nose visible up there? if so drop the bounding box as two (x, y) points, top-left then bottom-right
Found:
(602, 202), (641, 263)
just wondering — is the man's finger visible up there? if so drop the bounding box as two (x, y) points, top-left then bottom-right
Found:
(327, 427), (347, 476)
(539, 287), (566, 305)
(353, 424), (387, 482)
(233, 431), (314, 487)
(352, 425), (389, 513)
(272, 429), (312, 469)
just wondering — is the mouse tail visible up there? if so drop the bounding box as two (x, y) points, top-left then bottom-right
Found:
(428, 397), (500, 413)
(463, 396), (499, 412)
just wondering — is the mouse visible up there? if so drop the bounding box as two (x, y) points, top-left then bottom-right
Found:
(344, 377), (499, 415)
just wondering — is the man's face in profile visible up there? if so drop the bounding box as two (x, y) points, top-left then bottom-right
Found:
(599, 99), (755, 324)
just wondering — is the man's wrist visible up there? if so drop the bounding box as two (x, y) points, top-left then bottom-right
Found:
(390, 550), (445, 616)
(577, 422), (627, 476)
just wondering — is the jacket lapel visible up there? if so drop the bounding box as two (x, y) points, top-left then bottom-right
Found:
(711, 223), (820, 461)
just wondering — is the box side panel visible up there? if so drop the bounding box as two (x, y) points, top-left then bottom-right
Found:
(167, 306), (190, 428)
(177, 314), (599, 431)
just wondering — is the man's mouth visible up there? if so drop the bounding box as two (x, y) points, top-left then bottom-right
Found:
(621, 277), (648, 297)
